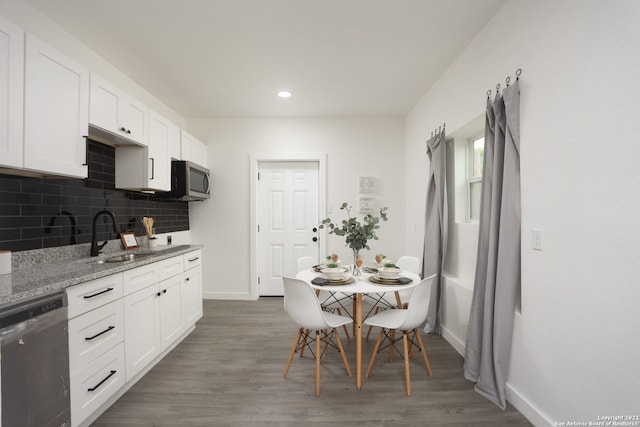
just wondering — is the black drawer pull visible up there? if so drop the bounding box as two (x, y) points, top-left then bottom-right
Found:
(88, 370), (117, 392)
(188, 257), (200, 262)
(84, 288), (114, 299)
(85, 326), (115, 341)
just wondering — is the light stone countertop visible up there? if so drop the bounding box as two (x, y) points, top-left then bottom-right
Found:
(0, 243), (203, 308)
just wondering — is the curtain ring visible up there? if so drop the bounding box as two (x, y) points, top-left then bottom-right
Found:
(505, 76), (511, 86)
(487, 89), (492, 98)
(515, 68), (522, 79)
(496, 83), (501, 92)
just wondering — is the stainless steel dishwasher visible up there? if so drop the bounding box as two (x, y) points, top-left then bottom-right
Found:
(0, 292), (70, 427)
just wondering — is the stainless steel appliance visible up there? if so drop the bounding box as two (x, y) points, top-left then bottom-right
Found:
(157, 160), (210, 201)
(0, 292), (70, 427)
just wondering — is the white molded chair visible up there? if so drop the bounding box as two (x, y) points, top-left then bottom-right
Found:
(297, 256), (351, 342)
(394, 255), (421, 304)
(364, 255), (421, 340)
(282, 277), (352, 396)
(297, 256), (317, 272)
(363, 274), (437, 396)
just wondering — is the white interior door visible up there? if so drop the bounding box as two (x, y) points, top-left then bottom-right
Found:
(258, 161), (319, 296)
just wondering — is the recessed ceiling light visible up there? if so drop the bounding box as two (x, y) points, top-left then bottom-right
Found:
(278, 91), (292, 98)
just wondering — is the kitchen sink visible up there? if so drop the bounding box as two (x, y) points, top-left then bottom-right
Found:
(94, 252), (156, 264)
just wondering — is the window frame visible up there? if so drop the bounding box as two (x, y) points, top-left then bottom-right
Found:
(466, 132), (485, 223)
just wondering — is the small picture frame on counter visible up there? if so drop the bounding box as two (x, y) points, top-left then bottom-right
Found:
(120, 232), (139, 249)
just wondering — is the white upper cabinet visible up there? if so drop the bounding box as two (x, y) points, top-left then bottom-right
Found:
(23, 34), (89, 178)
(89, 73), (148, 146)
(147, 110), (175, 191)
(180, 130), (208, 168)
(0, 15), (24, 169)
(115, 110), (177, 192)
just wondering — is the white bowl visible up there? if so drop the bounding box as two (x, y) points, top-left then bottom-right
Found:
(321, 267), (344, 280)
(378, 267), (400, 279)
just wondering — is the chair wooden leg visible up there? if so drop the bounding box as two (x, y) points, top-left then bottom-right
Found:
(299, 329), (310, 357)
(315, 331), (321, 397)
(402, 333), (412, 396)
(389, 329), (396, 361)
(336, 308), (351, 342)
(365, 328), (385, 378)
(283, 327), (303, 378)
(413, 328), (432, 376)
(333, 329), (352, 378)
(365, 307), (380, 341)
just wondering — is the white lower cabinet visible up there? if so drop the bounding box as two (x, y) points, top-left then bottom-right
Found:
(70, 343), (126, 427)
(67, 249), (203, 426)
(182, 250), (203, 326)
(67, 275), (125, 427)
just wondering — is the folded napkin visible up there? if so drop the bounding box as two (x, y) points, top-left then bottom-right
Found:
(311, 277), (332, 286)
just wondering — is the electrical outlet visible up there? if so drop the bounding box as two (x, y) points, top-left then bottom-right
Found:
(167, 235), (172, 245)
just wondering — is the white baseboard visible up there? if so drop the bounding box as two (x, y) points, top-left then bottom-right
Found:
(441, 325), (466, 357)
(506, 383), (555, 427)
(441, 324), (551, 427)
(203, 291), (256, 300)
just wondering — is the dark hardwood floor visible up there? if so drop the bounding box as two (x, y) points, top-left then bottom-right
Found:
(92, 298), (532, 426)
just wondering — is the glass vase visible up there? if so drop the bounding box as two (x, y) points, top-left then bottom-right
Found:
(352, 249), (363, 276)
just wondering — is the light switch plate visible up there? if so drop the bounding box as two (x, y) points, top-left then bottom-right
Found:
(532, 229), (543, 251)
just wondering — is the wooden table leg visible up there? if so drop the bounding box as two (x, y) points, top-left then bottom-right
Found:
(356, 293), (363, 390)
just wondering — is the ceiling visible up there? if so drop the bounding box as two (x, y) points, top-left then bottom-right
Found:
(26, 0), (504, 119)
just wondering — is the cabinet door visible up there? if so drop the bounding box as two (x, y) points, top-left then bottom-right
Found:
(148, 110), (174, 191)
(0, 16), (24, 168)
(123, 284), (161, 381)
(24, 34), (89, 178)
(180, 130), (208, 168)
(181, 267), (203, 327)
(89, 73), (148, 146)
(158, 276), (184, 348)
(89, 73), (120, 136)
(120, 93), (148, 146)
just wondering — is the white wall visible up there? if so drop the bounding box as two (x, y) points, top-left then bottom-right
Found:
(405, 0), (640, 424)
(0, 0), (185, 127)
(187, 118), (406, 299)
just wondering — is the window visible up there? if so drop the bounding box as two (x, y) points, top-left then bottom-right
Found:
(467, 134), (484, 222)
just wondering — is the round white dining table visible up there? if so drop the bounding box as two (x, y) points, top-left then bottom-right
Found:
(296, 268), (420, 390)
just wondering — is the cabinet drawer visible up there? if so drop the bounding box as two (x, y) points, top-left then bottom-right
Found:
(68, 299), (124, 375)
(183, 249), (202, 270)
(67, 274), (123, 319)
(123, 256), (184, 295)
(70, 342), (126, 427)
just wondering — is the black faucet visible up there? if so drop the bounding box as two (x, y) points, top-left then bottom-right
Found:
(91, 210), (119, 256)
(45, 211), (78, 245)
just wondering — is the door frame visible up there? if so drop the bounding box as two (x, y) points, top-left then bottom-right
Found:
(249, 153), (327, 299)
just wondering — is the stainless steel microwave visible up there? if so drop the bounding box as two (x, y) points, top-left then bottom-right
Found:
(157, 161), (210, 201)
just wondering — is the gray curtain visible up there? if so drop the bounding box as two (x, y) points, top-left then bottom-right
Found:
(422, 128), (447, 334)
(463, 81), (521, 409)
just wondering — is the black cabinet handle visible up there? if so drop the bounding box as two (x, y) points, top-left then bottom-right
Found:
(188, 257), (200, 262)
(156, 291), (161, 297)
(150, 157), (155, 180)
(163, 289), (167, 294)
(84, 288), (114, 299)
(88, 370), (117, 392)
(119, 127), (126, 132)
(312, 227), (318, 232)
(126, 129), (131, 134)
(85, 326), (115, 341)
(312, 237), (318, 242)
(185, 277), (190, 282)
